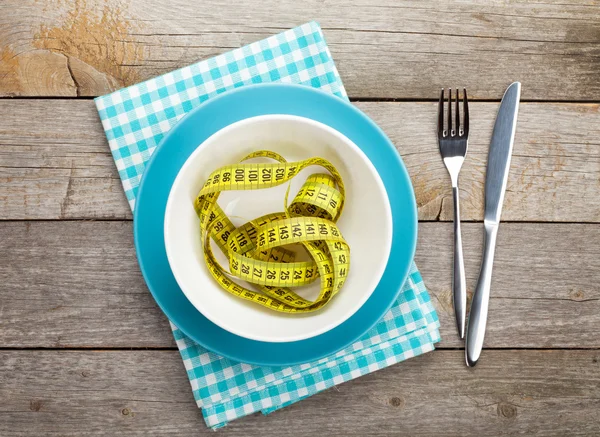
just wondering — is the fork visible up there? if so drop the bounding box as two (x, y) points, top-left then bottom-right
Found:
(438, 88), (469, 339)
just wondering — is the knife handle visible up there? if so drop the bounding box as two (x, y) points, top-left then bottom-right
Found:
(465, 221), (499, 367)
(452, 186), (467, 339)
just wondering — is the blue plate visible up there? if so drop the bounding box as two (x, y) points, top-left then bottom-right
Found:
(134, 84), (417, 366)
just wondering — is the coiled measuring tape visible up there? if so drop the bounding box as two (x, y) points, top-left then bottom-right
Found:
(194, 150), (350, 313)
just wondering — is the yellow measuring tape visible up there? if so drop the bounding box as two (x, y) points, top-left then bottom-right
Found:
(194, 150), (350, 313)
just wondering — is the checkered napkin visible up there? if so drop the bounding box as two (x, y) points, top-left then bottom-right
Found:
(95, 21), (440, 429)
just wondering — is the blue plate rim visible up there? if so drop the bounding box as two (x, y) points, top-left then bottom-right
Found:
(133, 83), (417, 366)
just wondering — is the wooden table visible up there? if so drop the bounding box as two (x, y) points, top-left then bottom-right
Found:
(1, 1), (599, 435)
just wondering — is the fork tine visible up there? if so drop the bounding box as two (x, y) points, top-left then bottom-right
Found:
(455, 88), (460, 134)
(438, 89), (445, 137)
(447, 88), (453, 136)
(462, 88), (469, 137)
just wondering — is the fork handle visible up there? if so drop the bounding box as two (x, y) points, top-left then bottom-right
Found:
(452, 186), (467, 340)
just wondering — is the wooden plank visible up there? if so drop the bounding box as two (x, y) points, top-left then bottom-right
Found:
(1, 220), (598, 348)
(1, 0), (599, 99)
(0, 350), (599, 436)
(370, 101), (600, 223)
(0, 221), (173, 348)
(1, 100), (599, 222)
(0, 100), (131, 220)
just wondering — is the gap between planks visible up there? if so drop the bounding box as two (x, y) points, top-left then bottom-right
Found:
(1, 346), (599, 351)
(2, 96), (600, 104)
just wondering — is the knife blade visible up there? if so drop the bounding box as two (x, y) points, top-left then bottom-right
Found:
(465, 82), (521, 367)
(484, 82), (521, 225)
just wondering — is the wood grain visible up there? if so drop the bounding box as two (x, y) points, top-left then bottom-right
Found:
(1, 349), (599, 436)
(1, 0), (600, 99)
(1, 100), (599, 222)
(1, 220), (598, 348)
(2, 2), (599, 435)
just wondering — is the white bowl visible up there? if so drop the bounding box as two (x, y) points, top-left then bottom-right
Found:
(164, 115), (392, 343)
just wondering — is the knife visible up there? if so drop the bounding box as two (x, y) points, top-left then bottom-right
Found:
(465, 82), (521, 367)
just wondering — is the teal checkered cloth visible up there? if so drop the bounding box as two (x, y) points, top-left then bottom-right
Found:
(95, 21), (440, 429)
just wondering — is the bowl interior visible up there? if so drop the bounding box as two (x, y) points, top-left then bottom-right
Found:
(164, 114), (392, 343)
